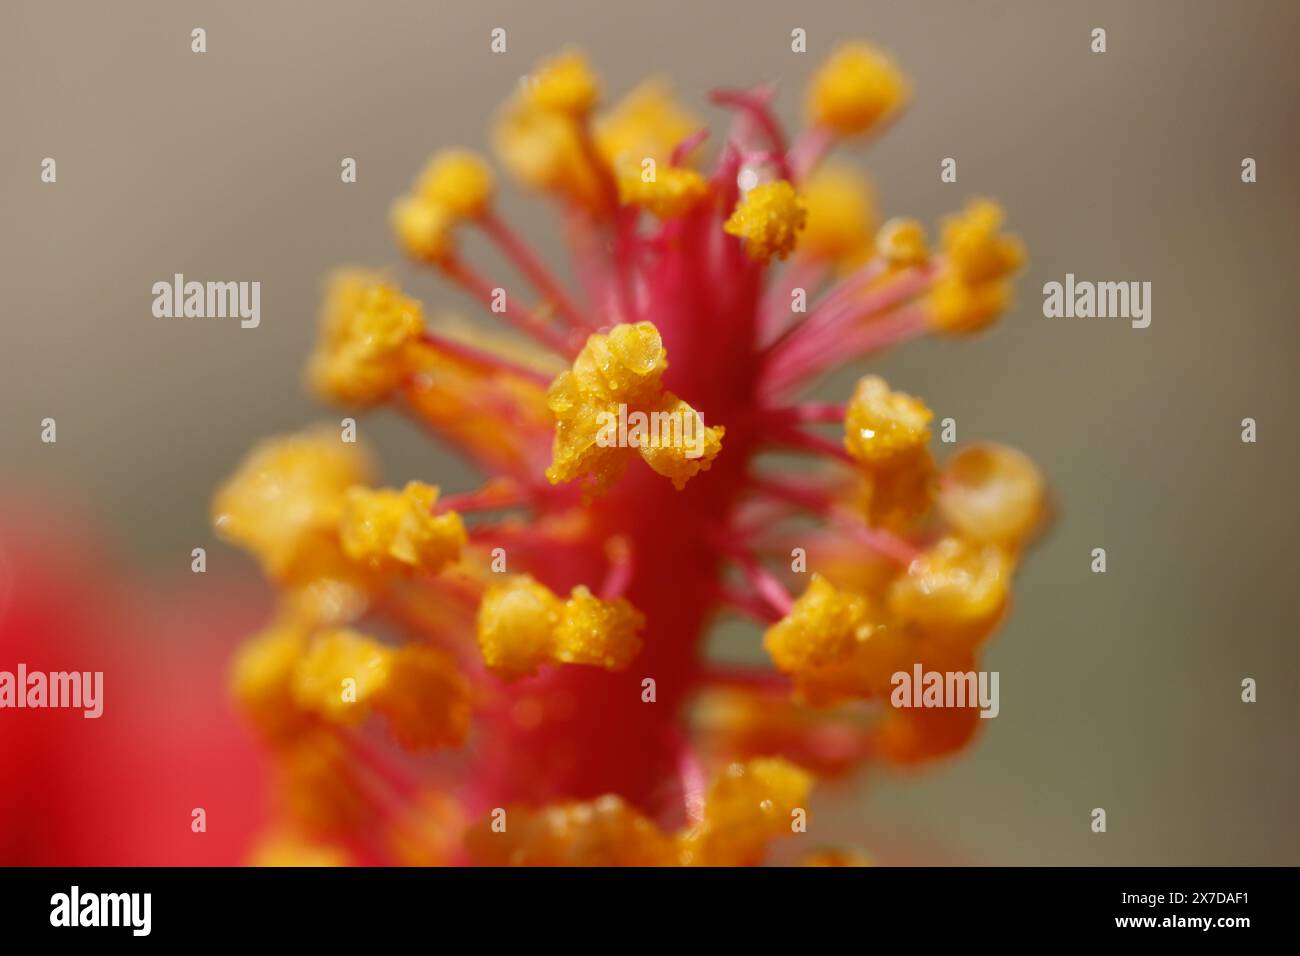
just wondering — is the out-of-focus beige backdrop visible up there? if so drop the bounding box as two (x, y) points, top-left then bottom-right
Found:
(2, 0), (1297, 864)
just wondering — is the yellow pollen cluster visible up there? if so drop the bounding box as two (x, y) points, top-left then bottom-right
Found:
(876, 217), (930, 268)
(390, 194), (455, 264)
(806, 42), (909, 136)
(308, 271), (426, 405)
(677, 758), (813, 866)
(291, 629), (471, 749)
(616, 163), (709, 219)
(888, 536), (1011, 638)
(391, 149), (494, 265)
(724, 180), (808, 263)
(763, 575), (875, 673)
(762, 575), (901, 703)
(938, 442), (1046, 548)
(467, 795), (675, 866)
(476, 575), (645, 680)
(843, 375), (936, 531)
(292, 629), (391, 722)
(595, 80), (700, 166)
(415, 149), (495, 221)
(798, 164), (877, 266)
(843, 375), (933, 466)
(211, 427), (374, 585)
(524, 50), (601, 117)
(466, 758), (810, 866)
(545, 322), (724, 491)
(338, 481), (466, 576)
(927, 199), (1025, 333)
(495, 52), (609, 213)
(230, 621), (311, 742)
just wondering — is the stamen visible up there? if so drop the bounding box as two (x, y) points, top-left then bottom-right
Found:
(700, 664), (792, 693)
(715, 584), (783, 624)
(762, 306), (929, 397)
(435, 478), (531, 515)
(758, 258), (828, 344)
(599, 535), (635, 600)
(766, 423), (857, 466)
(760, 259), (934, 371)
(670, 127), (710, 167)
(714, 536), (795, 618)
(478, 209), (595, 330)
(747, 474), (921, 564)
(670, 729), (708, 827)
(711, 88), (792, 181)
(765, 402), (846, 425)
(439, 255), (578, 356)
(786, 125), (834, 180)
(414, 332), (553, 387)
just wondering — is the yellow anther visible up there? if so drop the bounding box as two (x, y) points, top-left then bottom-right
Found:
(843, 375), (933, 466)
(858, 446), (937, 532)
(338, 481), (466, 576)
(229, 621), (310, 741)
(678, 758), (813, 866)
(390, 193), (455, 263)
(723, 180), (807, 263)
(211, 427), (374, 584)
(493, 107), (609, 213)
(798, 164), (877, 265)
(291, 629), (393, 723)
(888, 536), (1011, 635)
(940, 199), (1025, 284)
(308, 270), (425, 406)
(525, 50), (601, 117)
(876, 217), (930, 268)
(553, 585), (645, 670)
(806, 42), (908, 136)
(415, 149), (495, 220)
(595, 80), (700, 166)
(371, 645), (473, 750)
(926, 273), (1012, 334)
(763, 575), (875, 674)
(466, 795), (676, 866)
(636, 393), (727, 490)
(938, 443), (1045, 548)
(573, 320), (667, 405)
(475, 575), (563, 679)
(617, 163), (709, 218)
(476, 575), (645, 680)
(285, 629), (469, 749)
(546, 322), (723, 491)
(926, 200), (1024, 334)
(762, 575), (902, 702)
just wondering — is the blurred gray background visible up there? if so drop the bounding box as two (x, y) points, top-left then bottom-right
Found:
(2, 0), (1297, 864)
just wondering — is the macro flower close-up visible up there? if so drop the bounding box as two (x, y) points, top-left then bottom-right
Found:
(3, 1), (1296, 933)
(207, 41), (1040, 866)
